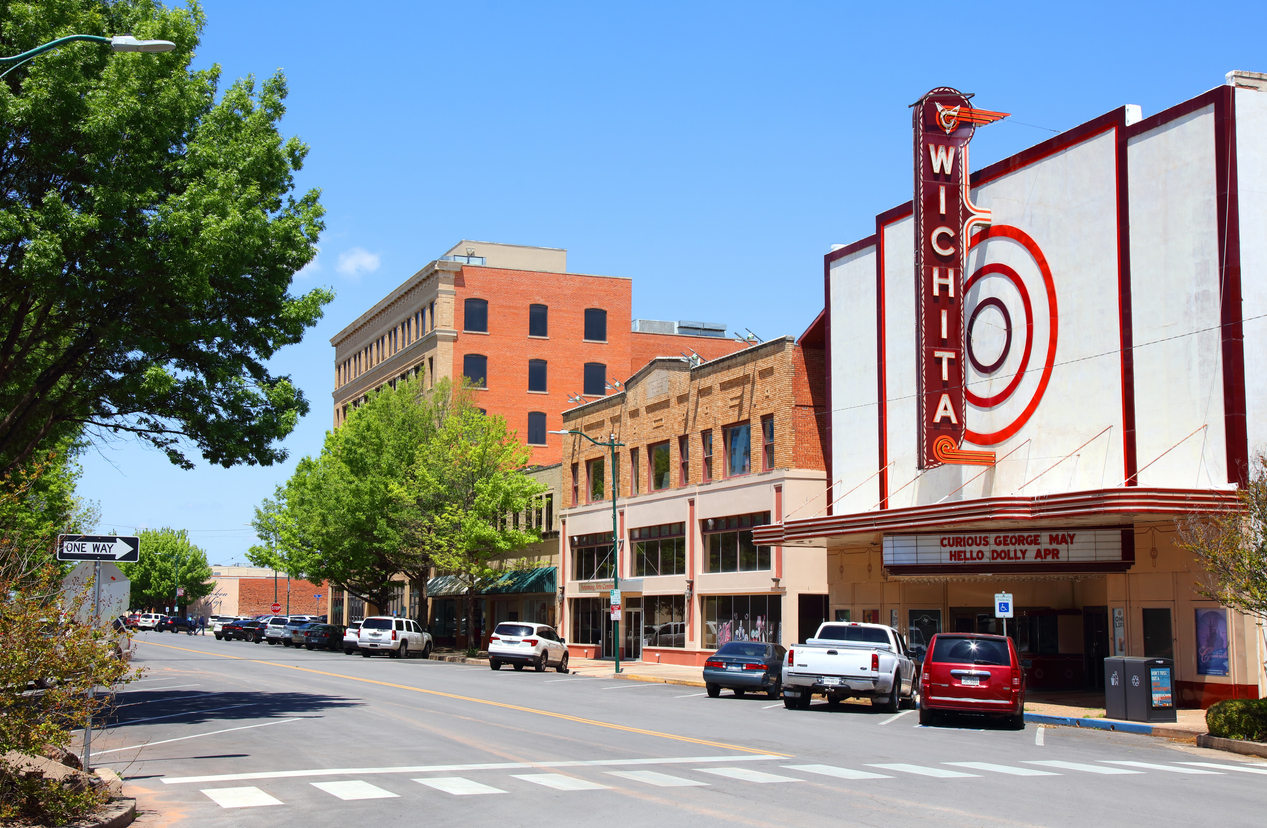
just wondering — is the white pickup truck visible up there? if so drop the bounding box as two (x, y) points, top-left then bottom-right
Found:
(782, 621), (918, 712)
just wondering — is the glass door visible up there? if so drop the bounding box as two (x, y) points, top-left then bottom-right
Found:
(624, 607), (642, 661)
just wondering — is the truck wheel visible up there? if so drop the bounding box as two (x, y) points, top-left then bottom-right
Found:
(874, 678), (900, 713)
(706, 683), (720, 698)
(900, 685), (917, 710)
(783, 693), (799, 709)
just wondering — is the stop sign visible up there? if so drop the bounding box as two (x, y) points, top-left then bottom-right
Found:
(271, 603), (281, 614)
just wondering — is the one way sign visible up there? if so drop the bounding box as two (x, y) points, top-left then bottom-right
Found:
(57, 534), (140, 563)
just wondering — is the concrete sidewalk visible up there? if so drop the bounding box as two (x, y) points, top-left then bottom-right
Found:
(564, 657), (1209, 739)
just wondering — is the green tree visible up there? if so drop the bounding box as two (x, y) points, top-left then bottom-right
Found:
(118, 527), (214, 612)
(404, 391), (544, 648)
(0, 0), (330, 476)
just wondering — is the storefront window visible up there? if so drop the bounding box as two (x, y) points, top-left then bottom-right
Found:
(702, 594), (781, 649)
(570, 597), (606, 645)
(644, 595), (686, 647)
(703, 512), (771, 572)
(632, 522), (686, 576)
(907, 609), (940, 653)
(331, 590), (345, 625)
(571, 532), (615, 581)
(348, 595), (364, 623)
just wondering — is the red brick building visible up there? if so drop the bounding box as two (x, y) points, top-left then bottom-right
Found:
(192, 566), (329, 619)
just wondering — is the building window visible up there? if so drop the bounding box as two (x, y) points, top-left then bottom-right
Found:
(429, 301), (436, 331)
(528, 359), (548, 393)
(584, 308), (607, 342)
(649, 441), (671, 491)
(703, 511), (771, 573)
(571, 463), (579, 506)
(570, 597), (606, 645)
(583, 362), (606, 396)
(678, 435), (690, 486)
(587, 456), (605, 502)
(463, 354), (487, 388)
(571, 532), (615, 580)
(645, 595), (686, 648)
(527, 412), (547, 445)
(761, 415), (775, 471)
(464, 298), (488, 333)
(529, 304), (548, 338)
(427, 356), (434, 386)
(630, 447), (640, 495)
(724, 422), (751, 477)
(702, 594), (782, 648)
(633, 523), (686, 577)
(702, 430), (713, 481)
(544, 493), (554, 533)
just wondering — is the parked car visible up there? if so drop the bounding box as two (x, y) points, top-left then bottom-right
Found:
(278, 617), (313, 647)
(124, 613), (141, 629)
(153, 616), (194, 633)
(919, 633), (1026, 729)
(782, 621), (918, 712)
(294, 623), (345, 651)
(263, 616), (295, 645)
(488, 622), (568, 673)
(222, 619), (266, 642)
(357, 616), (432, 659)
(134, 613), (162, 630)
(342, 621), (362, 655)
(703, 641), (786, 698)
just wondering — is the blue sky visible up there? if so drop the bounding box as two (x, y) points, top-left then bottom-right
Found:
(77, 1), (1267, 564)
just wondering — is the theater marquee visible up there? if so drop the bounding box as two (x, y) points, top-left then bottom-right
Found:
(883, 528), (1133, 574)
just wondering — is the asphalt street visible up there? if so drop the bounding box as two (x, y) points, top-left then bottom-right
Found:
(96, 631), (1266, 828)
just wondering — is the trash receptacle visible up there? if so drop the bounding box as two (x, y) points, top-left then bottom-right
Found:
(1122, 656), (1177, 723)
(1104, 657), (1127, 720)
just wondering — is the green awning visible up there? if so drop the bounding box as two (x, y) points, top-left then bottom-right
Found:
(426, 567), (556, 597)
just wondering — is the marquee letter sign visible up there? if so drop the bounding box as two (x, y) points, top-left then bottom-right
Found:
(914, 88), (1008, 469)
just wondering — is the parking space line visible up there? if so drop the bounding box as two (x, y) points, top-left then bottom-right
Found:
(675, 693), (706, 698)
(1035, 726), (1045, 746)
(114, 702), (252, 726)
(762, 702), (782, 709)
(95, 718), (301, 755)
(599, 683), (664, 690)
(124, 683), (201, 691)
(879, 710), (914, 725)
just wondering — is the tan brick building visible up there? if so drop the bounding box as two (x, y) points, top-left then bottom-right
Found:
(556, 318), (829, 665)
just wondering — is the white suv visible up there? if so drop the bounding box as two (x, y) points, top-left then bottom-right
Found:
(135, 613), (162, 630)
(263, 616), (293, 644)
(358, 616), (432, 659)
(488, 622), (569, 673)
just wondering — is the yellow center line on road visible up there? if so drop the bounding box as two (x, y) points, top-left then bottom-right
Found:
(137, 640), (789, 757)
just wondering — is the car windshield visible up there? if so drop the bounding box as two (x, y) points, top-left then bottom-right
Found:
(715, 643), (769, 659)
(494, 624), (534, 638)
(931, 636), (1011, 666)
(361, 618), (392, 630)
(814, 625), (891, 645)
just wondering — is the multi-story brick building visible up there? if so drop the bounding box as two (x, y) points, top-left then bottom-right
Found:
(192, 566), (328, 619)
(330, 240), (745, 466)
(556, 318), (828, 665)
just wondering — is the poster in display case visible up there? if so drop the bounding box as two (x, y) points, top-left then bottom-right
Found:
(1195, 608), (1229, 676)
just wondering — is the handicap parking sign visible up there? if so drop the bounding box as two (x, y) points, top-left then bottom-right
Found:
(994, 593), (1014, 618)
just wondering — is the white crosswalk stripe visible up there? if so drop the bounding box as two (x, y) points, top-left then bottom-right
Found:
(311, 780), (399, 800)
(867, 763), (978, 778)
(1101, 761), (1222, 774)
(783, 764), (893, 780)
(697, 767), (803, 783)
(1024, 761), (1141, 774)
(513, 773), (610, 791)
(414, 777), (507, 795)
(945, 762), (1059, 776)
(1177, 762), (1267, 775)
(606, 770), (708, 787)
(201, 787), (283, 808)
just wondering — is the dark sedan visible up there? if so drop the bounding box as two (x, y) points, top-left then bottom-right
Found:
(153, 616), (194, 633)
(293, 623), (345, 651)
(222, 619), (266, 642)
(703, 641), (786, 699)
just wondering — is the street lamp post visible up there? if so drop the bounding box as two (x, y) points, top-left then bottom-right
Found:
(551, 429), (625, 673)
(1, 34), (176, 78)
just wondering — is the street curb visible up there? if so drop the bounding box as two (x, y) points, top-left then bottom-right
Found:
(430, 654), (490, 665)
(1196, 734), (1267, 758)
(595, 672), (706, 688)
(67, 798), (135, 828)
(1024, 712), (1185, 738)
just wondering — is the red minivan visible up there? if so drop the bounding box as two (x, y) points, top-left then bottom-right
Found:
(919, 633), (1025, 729)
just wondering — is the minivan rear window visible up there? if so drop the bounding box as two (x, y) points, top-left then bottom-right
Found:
(361, 618), (392, 630)
(495, 624), (534, 638)
(814, 625), (890, 645)
(932, 636), (1011, 666)
(716, 643), (769, 659)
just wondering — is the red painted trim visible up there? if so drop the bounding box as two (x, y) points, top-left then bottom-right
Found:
(823, 256), (833, 514)
(876, 216), (891, 509)
(1115, 111), (1139, 486)
(753, 487), (1239, 545)
(774, 484), (784, 580)
(1176, 680), (1260, 708)
(1214, 87), (1248, 487)
(826, 234), (878, 264)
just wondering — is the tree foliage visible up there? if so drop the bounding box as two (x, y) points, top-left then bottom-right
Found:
(252, 376), (544, 635)
(0, 0), (330, 476)
(117, 526), (214, 611)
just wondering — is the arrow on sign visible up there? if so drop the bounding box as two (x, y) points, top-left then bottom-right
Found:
(57, 534), (140, 562)
(105, 538), (136, 559)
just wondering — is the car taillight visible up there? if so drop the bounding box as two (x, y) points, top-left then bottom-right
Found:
(705, 660), (724, 669)
(490, 635), (500, 642)
(743, 662), (766, 671)
(525, 638), (539, 646)
(1011, 663), (1021, 687)
(871, 653), (879, 672)
(391, 629), (397, 641)
(787, 648), (794, 666)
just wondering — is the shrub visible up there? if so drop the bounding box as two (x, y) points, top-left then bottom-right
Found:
(1206, 698), (1267, 741)
(0, 757), (109, 824)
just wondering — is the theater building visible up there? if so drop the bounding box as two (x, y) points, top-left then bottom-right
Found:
(754, 72), (1267, 705)
(557, 324), (828, 665)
